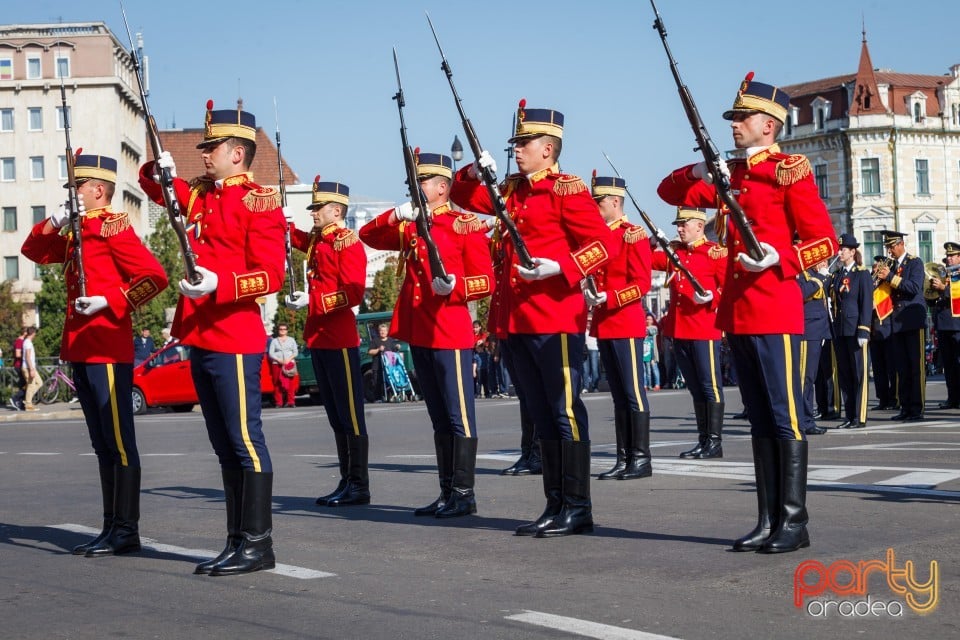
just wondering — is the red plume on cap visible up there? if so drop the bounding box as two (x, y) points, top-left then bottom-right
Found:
(414, 146), (420, 154)
(518, 98), (526, 109)
(206, 99), (214, 111)
(744, 71), (755, 83)
(75, 148), (83, 159)
(314, 174), (321, 184)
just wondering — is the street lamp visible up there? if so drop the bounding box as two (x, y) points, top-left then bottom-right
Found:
(451, 135), (463, 170)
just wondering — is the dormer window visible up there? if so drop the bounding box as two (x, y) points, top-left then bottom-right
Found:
(908, 91), (928, 123)
(811, 97), (832, 131)
(786, 105), (799, 136)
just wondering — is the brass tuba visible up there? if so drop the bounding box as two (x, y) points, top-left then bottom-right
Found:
(923, 262), (947, 300)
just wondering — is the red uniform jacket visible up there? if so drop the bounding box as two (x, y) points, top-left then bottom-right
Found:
(139, 165), (287, 354)
(451, 165), (618, 335)
(359, 202), (493, 349)
(657, 145), (837, 335)
(590, 217), (652, 340)
(290, 222), (365, 349)
(21, 208), (167, 363)
(651, 238), (726, 340)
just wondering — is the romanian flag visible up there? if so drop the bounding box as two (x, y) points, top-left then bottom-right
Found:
(874, 281), (893, 322)
(951, 278), (960, 318)
(0, 59), (12, 80)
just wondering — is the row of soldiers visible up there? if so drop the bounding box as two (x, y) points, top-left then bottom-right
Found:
(21, 72), (959, 578)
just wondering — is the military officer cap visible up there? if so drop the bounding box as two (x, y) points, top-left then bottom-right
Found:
(590, 171), (626, 199)
(197, 99), (257, 148)
(837, 233), (859, 249)
(308, 175), (349, 209)
(673, 207), (707, 225)
(873, 255), (886, 263)
(70, 154), (117, 185)
(881, 230), (907, 247)
(722, 71), (791, 124)
(414, 150), (453, 180)
(945, 242), (960, 256)
(508, 99), (564, 143)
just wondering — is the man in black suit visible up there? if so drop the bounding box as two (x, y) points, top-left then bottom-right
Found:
(133, 328), (155, 367)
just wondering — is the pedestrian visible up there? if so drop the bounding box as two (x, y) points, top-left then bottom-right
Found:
(583, 174), (654, 481)
(9, 326), (27, 411)
(133, 327), (155, 366)
(160, 327), (178, 348)
(928, 242), (960, 409)
(451, 101), (617, 536)
(367, 323), (399, 402)
(828, 234), (873, 429)
(360, 150), (493, 518)
(644, 315), (661, 391)
(138, 100), (286, 575)
(22, 153), (168, 556)
(658, 73), (838, 553)
(650, 207), (727, 459)
(21, 326), (41, 412)
(286, 178), (370, 506)
(583, 319), (600, 393)
(797, 260), (830, 435)
(267, 324), (299, 408)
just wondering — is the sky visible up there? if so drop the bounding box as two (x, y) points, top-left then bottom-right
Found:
(9, 0), (960, 229)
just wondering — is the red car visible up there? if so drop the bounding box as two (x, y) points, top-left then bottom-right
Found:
(131, 342), (272, 415)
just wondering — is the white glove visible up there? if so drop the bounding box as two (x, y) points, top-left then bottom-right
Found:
(654, 228), (670, 245)
(284, 291), (308, 310)
(472, 149), (497, 178)
(517, 257), (562, 281)
(51, 202), (71, 229)
(431, 274), (456, 296)
(484, 217), (497, 231)
(395, 202), (420, 222)
(738, 242), (780, 273)
(583, 288), (607, 308)
(858, 337), (868, 349)
(691, 160), (731, 185)
(74, 295), (108, 316)
(283, 207), (295, 222)
(157, 150), (177, 178)
(693, 290), (714, 305)
(178, 265), (218, 299)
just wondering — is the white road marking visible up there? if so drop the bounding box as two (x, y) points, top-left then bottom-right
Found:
(824, 441), (960, 451)
(505, 610), (683, 640)
(875, 471), (960, 487)
(18, 452), (62, 456)
(50, 524), (335, 580)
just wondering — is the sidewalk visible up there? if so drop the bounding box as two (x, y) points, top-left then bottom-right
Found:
(1, 400), (85, 423)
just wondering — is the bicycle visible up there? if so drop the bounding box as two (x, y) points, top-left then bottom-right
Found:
(37, 361), (77, 405)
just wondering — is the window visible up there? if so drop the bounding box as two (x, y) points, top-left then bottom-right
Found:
(4, 256), (19, 281)
(26, 56), (41, 79)
(56, 106), (71, 130)
(860, 158), (880, 195)
(915, 159), (930, 195)
(28, 107), (42, 131)
(913, 102), (923, 124)
(0, 108), (12, 132)
(58, 155), (67, 180)
(0, 57), (12, 80)
(55, 56), (70, 79)
(953, 104), (960, 127)
(0, 157), (14, 181)
(29, 156), (44, 181)
(863, 230), (884, 262)
(32, 206), (46, 225)
(816, 108), (825, 130)
(918, 230), (933, 263)
(2, 207), (16, 231)
(814, 164), (829, 199)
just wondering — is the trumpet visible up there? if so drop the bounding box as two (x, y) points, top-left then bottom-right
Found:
(872, 257), (895, 285)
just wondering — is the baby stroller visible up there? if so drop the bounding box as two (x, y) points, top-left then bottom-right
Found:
(381, 350), (416, 402)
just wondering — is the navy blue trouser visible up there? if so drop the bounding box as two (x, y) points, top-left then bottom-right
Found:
(74, 362), (139, 467)
(598, 337), (649, 414)
(311, 347), (367, 436)
(411, 346), (476, 438)
(728, 334), (805, 441)
(674, 338), (724, 404)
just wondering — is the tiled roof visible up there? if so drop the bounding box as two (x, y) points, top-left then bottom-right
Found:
(156, 128), (299, 186)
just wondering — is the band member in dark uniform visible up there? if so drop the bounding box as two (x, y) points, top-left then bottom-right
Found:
(870, 255), (898, 411)
(929, 242), (960, 409)
(798, 260), (830, 435)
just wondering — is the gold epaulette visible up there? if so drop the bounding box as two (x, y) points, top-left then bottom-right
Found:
(776, 154), (811, 186)
(188, 176), (207, 189)
(708, 244), (728, 259)
(453, 212), (483, 234)
(100, 211), (131, 237)
(623, 224), (648, 244)
(332, 227), (358, 251)
(502, 174), (522, 200)
(553, 174), (587, 196)
(242, 185), (282, 213)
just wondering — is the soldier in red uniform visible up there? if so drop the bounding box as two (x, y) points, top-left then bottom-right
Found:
(360, 151), (493, 518)
(451, 102), (617, 537)
(22, 154), (167, 557)
(285, 179), (370, 507)
(138, 101), (287, 575)
(658, 74), (837, 553)
(650, 207), (727, 458)
(583, 174), (654, 481)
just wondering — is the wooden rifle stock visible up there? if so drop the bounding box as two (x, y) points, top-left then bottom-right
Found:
(274, 98), (297, 295)
(58, 74), (87, 304)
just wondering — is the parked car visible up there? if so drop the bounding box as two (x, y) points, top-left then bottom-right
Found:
(131, 342), (273, 415)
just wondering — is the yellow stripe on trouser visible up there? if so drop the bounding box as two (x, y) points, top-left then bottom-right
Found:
(918, 331), (926, 406)
(831, 347), (841, 413)
(799, 341), (808, 386)
(106, 364), (128, 467)
(859, 341), (869, 423)
(709, 340), (720, 400)
(630, 338), (646, 411)
(560, 334), (580, 441)
(235, 354), (261, 472)
(783, 336), (802, 440)
(341, 348), (360, 436)
(455, 350), (471, 438)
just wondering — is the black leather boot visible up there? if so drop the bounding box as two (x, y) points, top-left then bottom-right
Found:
(316, 431), (349, 505)
(619, 411), (652, 480)
(502, 409), (538, 475)
(696, 402), (724, 459)
(598, 410), (628, 479)
(525, 439), (542, 475)
(435, 436), (478, 518)
(414, 432), (453, 516)
(515, 439), (562, 536)
(209, 471), (275, 575)
(679, 402), (707, 458)
(73, 463), (115, 555)
(536, 440), (594, 537)
(86, 466), (141, 557)
(195, 469), (243, 574)
(732, 438), (779, 551)
(328, 435), (371, 506)
(759, 439), (810, 554)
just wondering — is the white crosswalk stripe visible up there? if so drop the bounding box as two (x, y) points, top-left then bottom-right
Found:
(504, 610), (684, 640)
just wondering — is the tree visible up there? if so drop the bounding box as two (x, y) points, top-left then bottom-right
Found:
(270, 247), (307, 343)
(32, 265), (67, 359)
(0, 280), (25, 358)
(133, 213), (182, 334)
(364, 255), (400, 312)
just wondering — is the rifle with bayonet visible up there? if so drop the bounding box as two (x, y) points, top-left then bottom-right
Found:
(392, 48), (447, 281)
(426, 12), (535, 270)
(274, 97), (298, 295)
(602, 152), (708, 297)
(120, 2), (202, 284)
(58, 61), (87, 304)
(650, 0), (764, 262)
